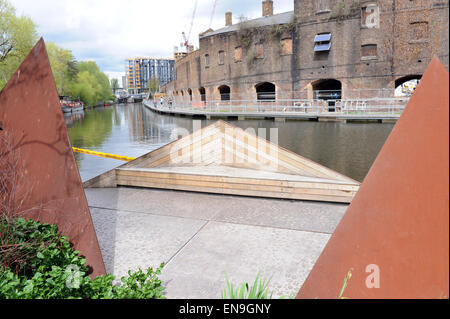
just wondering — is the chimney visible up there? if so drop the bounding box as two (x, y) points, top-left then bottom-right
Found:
(262, 0), (273, 17)
(225, 10), (232, 26)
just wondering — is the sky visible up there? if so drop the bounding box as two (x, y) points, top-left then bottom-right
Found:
(11, 0), (294, 82)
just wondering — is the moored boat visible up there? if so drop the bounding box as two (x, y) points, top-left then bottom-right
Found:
(60, 96), (84, 113)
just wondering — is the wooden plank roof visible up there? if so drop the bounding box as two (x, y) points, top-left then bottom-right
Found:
(85, 120), (359, 203)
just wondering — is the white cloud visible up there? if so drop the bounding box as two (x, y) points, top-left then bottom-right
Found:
(10, 0), (294, 80)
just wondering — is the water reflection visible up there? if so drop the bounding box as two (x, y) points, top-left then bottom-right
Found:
(67, 103), (394, 182)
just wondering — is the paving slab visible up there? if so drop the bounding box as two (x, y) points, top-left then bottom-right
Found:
(87, 187), (346, 298)
(210, 195), (347, 234)
(85, 187), (138, 211)
(160, 221), (331, 299)
(90, 207), (206, 277)
(86, 187), (347, 233)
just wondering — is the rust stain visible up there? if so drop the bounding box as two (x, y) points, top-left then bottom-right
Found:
(297, 57), (449, 299)
(0, 38), (106, 277)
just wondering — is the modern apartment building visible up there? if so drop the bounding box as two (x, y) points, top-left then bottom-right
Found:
(126, 57), (175, 94)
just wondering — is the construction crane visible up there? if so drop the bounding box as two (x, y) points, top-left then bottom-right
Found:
(209, 0), (218, 29)
(180, 0), (218, 54)
(181, 0), (198, 54)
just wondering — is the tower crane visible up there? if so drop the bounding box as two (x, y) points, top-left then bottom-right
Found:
(180, 0), (218, 54)
(181, 0), (198, 54)
(209, 0), (218, 29)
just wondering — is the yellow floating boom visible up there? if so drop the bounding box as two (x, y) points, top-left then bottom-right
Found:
(72, 147), (136, 162)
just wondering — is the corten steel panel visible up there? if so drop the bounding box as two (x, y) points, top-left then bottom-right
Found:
(297, 57), (449, 299)
(0, 38), (106, 277)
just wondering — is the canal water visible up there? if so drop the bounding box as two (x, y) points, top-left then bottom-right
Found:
(66, 103), (394, 183)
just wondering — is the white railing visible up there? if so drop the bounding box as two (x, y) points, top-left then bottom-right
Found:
(145, 97), (409, 117)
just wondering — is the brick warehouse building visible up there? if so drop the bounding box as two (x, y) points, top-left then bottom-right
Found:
(163, 0), (449, 103)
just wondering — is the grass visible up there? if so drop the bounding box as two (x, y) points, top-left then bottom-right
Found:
(222, 272), (273, 299)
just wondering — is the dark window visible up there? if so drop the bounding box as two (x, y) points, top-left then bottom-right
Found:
(218, 85), (230, 101)
(255, 82), (276, 101)
(199, 87), (206, 102)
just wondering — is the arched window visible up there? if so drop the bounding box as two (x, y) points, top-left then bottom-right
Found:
(311, 79), (342, 111)
(255, 82), (276, 101)
(395, 75), (422, 97)
(218, 85), (230, 101)
(199, 87), (206, 102)
(312, 79), (342, 100)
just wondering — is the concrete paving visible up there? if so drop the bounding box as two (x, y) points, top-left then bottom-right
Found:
(85, 187), (348, 299)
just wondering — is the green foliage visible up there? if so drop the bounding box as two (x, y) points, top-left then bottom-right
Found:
(349, 1), (360, 15)
(0, 0), (112, 105)
(67, 61), (113, 106)
(245, 47), (258, 68)
(338, 269), (353, 299)
(222, 272), (273, 299)
(0, 217), (166, 299)
(237, 15), (297, 65)
(46, 42), (78, 96)
(0, 0), (38, 89)
(332, 1), (359, 23)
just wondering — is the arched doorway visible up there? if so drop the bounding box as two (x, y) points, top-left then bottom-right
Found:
(395, 75), (422, 97)
(312, 79), (342, 111)
(187, 88), (193, 102)
(199, 87), (206, 102)
(255, 82), (276, 101)
(218, 85), (230, 101)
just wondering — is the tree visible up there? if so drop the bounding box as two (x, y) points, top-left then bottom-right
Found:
(69, 61), (113, 106)
(147, 76), (160, 95)
(111, 78), (119, 94)
(46, 42), (78, 96)
(0, 0), (38, 89)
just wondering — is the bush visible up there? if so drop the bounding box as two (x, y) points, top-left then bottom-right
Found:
(0, 217), (166, 299)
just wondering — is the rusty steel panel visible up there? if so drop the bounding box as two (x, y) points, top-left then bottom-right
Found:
(0, 38), (106, 277)
(297, 57), (449, 299)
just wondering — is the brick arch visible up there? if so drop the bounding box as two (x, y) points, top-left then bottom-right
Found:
(199, 87), (206, 102)
(310, 79), (342, 100)
(218, 85), (231, 101)
(394, 74), (422, 97)
(255, 82), (276, 101)
(394, 74), (422, 88)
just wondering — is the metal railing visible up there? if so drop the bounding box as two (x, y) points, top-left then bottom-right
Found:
(146, 97), (409, 117)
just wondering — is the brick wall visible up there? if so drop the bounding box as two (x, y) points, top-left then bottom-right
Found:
(170, 0), (448, 103)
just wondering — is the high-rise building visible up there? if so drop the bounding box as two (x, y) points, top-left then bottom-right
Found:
(126, 57), (175, 94)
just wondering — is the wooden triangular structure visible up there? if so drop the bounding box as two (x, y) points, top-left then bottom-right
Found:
(86, 120), (360, 203)
(0, 39), (106, 277)
(297, 57), (449, 299)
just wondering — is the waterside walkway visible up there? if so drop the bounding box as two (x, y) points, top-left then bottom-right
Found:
(86, 186), (348, 299)
(143, 98), (407, 123)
